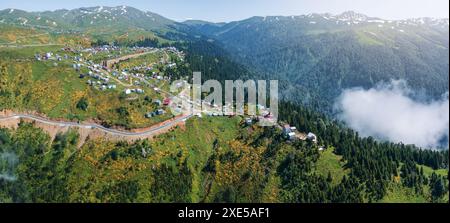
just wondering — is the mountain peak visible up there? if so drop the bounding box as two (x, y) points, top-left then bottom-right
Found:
(1, 8), (26, 14)
(336, 11), (369, 21)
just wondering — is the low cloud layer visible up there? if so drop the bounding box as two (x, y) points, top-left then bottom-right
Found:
(0, 152), (18, 182)
(335, 80), (449, 149)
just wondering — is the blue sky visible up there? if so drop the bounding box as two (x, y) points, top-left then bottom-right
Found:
(0, 0), (448, 22)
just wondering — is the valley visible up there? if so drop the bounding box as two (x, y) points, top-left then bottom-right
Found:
(187, 11), (449, 113)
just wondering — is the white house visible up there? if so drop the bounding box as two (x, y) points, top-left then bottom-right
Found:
(307, 132), (318, 143)
(288, 132), (296, 140)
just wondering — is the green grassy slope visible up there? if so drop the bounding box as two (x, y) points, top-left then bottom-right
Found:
(314, 148), (350, 185)
(0, 46), (172, 129)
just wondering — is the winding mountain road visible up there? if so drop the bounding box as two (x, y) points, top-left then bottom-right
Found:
(0, 113), (193, 137)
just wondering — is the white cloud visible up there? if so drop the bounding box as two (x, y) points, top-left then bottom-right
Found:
(335, 80), (449, 149)
(0, 152), (18, 182)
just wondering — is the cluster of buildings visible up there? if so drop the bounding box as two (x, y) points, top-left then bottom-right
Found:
(80, 45), (122, 55)
(167, 63), (177, 69)
(112, 70), (164, 86)
(85, 78), (116, 91)
(124, 88), (145, 94)
(165, 46), (185, 61)
(35, 44), (185, 95)
(35, 50), (86, 70)
(283, 124), (299, 141)
(282, 124), (318, 145)
(34, 52), (54, 61)
(34, 51), (73, 62)
(34, 45), (188, 121)
(145, 109), (166, 118)
(144, 98), (172, 118)
(130, 65), (154, 73)
(80, 63), (118, 91)
(190, 103), (277, 121)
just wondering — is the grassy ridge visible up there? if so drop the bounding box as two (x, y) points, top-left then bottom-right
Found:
(314, 148), (350, 185)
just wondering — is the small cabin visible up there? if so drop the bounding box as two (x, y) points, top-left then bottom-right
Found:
(307, 132), (318, 143)
(163, 98), (171, 106)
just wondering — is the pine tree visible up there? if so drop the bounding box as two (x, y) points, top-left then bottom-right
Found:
(327, 172), (333, 183)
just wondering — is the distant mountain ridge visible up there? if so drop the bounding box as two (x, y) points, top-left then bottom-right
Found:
(2, 7), (448, 32)
(182, 11), (449, 32)
(1, 7), (449, 112)
(185, 11), (449, 112)
(0, 6), (176, 33)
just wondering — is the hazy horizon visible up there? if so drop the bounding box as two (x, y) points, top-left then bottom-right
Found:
(0, 0), (448, 23)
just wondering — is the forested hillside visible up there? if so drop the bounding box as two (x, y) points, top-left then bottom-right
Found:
(1, 102), (448, 203)
(187, 12), (450, 112)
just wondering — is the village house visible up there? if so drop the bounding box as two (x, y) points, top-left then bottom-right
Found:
(163, 98), (171, 106)
(283, 124), (292, 135)
(288, 132), (297, 140)
(245, 117), (253, 125)
(146, 109), (166, 118)
(307, 132), (318, 143)
(145, 112), (155, 118)
(282, 124), (299, 140)
(154, 99), (162, 106)
(156, 109), (165, 115)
